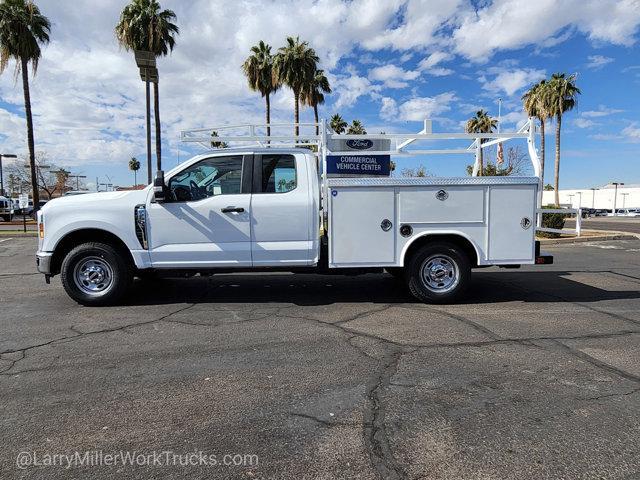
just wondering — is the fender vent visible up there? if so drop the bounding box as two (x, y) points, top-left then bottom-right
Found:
(134, 204), (148, 249)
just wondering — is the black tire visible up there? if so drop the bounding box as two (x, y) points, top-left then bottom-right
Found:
(60, 242), (132, 306)
(406, 242), (471, 304)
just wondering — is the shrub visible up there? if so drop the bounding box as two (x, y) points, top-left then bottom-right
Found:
(538, 205), (568, 238)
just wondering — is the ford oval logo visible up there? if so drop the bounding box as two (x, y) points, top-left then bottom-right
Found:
(346, 139), (373, 150)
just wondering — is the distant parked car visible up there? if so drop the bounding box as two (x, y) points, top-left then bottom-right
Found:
(0, 196), (14, 221)
(615, 208), (640, 217)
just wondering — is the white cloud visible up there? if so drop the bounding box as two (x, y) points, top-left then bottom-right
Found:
(332, 74), (381, 109)
(581, 105), (624, 117)
(586, 55), (614, 70)
(417, 51), (454, 76)
(453, 0), (640, 61)
(381, 92), (457, 121)
(574, 118), (599, 129)
(369, 64), (420, 89)
(621, 123), (640, 142)
(480, 68), (546, 97)
(361, 0), (463, 51)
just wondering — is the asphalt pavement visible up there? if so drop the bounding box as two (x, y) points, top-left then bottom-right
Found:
(566, 216), (640, 235)
(1, 237), (640, 479)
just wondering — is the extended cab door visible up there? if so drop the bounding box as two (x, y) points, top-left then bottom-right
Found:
(250, 153), (316, 266)
(146, 154), (253, 268)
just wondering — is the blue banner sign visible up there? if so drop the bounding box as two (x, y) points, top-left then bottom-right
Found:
(326, 155), (391, 176)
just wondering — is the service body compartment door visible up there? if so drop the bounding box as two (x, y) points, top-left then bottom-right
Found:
(488, 185), (536, 263)
(329, 187), (395, 266)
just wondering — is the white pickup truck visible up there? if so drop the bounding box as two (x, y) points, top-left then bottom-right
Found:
(36, 120), (552, 306)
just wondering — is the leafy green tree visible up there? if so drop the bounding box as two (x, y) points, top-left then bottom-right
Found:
(544, 184), (554, 191)
(129, 157), (141, 185)
(301, 68), (331, 135)
(115, 0), (179, 171)
(243, 41), (279, 140)
(0, 0), (51, 212)
(330, 113), (347, 134)
(522, 80), (551, 188)
(273, 36), (319, 137)
(546, 73), (580, 206)
(465, 110), (497, 176)
(346, 119), (366, 134)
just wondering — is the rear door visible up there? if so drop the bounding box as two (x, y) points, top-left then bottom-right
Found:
(250, 153), (314, 266)
(147, 154), (254, 268)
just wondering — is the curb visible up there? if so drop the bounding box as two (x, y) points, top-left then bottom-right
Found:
(538, 230), (640, 245)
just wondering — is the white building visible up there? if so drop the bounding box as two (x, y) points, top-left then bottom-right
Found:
(542, 184), (640, 210)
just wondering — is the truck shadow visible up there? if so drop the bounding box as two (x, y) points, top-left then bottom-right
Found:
(125, 270), (640, 307)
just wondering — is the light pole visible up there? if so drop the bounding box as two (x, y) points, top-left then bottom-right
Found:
(134, 51), (158, 184)
(590, 188), (598, 209)
(0, 153), (18, 196)
(612, 182), (624, 216)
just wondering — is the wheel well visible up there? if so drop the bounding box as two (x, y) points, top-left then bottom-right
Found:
(51, 229), (134, 275)
(403, 234), (479, 268)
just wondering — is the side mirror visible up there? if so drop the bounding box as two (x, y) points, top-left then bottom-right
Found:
(154, 170), (167, 202)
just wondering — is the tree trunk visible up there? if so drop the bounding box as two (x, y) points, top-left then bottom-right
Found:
(294, 89), (299, 138)
(21, 57), (39, 212)
(145, 80), (152, 184)
(153, 81), (161, 172)
(539, 118), (545, 188)
(314, 104), (319, 136)
(265, 93), (270, 145)
(134, 170), (137, 186)
(554, 114), (561, 206)
(478, 140), (484, 176)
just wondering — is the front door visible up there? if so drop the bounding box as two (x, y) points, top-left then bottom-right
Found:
(147, 154), (253, 268)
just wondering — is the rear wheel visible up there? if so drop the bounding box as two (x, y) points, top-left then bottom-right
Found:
(60, 242), (132, 306)
(406, 242), (470, 304)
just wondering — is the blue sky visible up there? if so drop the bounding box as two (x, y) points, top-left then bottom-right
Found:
(0, 0), (639, 191)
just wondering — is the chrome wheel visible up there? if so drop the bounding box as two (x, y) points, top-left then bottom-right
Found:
(420, 254), (459, 293)
(73, 256), (114, 295)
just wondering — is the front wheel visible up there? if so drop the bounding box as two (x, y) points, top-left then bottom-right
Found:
(60, 242), (132, 306)
(406, 242), (470, 304)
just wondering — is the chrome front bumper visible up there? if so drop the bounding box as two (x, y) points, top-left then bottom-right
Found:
(36, 251), (53, 275)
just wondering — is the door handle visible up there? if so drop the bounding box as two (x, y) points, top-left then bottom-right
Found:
(221, 206), (245, 213)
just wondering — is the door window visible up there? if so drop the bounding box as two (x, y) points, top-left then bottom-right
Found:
(259, 155), (296, 193)
(168, 155), (243, 202)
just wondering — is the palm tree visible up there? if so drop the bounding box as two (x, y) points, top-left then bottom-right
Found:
(128, 157), (140, 185)
(465, 110), (497, 176)
(273, 36), (319, 137)
(546, 73), (580, 206)
(330, 113), (347, 134)
(301, 68), (331, 135)
(346, 120), (366, 134)
(115, 0), (178, 172)
(0, 0), (50, 213)
(522, 80), (550, 189)
(242, 40), (279, 140)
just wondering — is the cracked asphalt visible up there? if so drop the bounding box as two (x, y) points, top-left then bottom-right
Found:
(1, 237), (640, 479)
